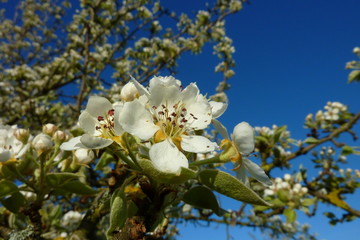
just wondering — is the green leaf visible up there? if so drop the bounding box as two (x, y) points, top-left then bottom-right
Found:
(107, 187), (127, 239)
(304, 137), (319, 144)
(0, 180), (18, 198)
(255, 136), (269, 145)
(46, 173), (80, 187)
(341, 146), (353, 156)
(95, 152), (115, 170)
(183, 186), (225, 216)
(283, 208), (297, 223)
(302, 198), (316, 207)
(273, 125), (287, 143)
(348, 70), (360, 83)
(59, 180), (98, 195)
(138, 159), (197, 184)
(198, 170), (271, 206)
(1, 192), (26, 213)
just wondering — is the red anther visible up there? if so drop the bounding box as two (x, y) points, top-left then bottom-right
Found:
(171, 112), (177, 117)
(152, 106), (157, 110)
(166, 117), (172, 121)
(181, 119), (188, 123)
(96, 126), (101, 130)
(172, 121), (176, 126)
(158, 111), (165, 115)
(162, 104), (166, 108)
(98, 116), (104, 121)
(180, 114), (185, 117)
(108, 109), (115, 116)
(182, 108), (187, 112)
(173, 104), (178, 109)
(179, 125), (184, 128)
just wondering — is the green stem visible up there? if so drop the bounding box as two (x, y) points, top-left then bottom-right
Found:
(114, 150), (140, 171)
(189, 155), (222, 166)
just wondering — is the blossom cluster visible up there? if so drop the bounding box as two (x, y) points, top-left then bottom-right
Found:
(61, 76), (270, 185)
(264, 173), (308, 198)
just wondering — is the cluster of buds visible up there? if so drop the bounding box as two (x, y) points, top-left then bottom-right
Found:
(264, 174), (308, 199)
(305, 101), (350, 131)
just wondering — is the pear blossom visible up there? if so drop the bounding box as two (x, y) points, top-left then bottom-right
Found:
(0, 125), (30, 162)
(119, 76), (217, 174)
(32, 133), (54, 155)
(60, 96), (124, 150)
(74, 148), (95, 164)
(61, 210), (84, 231)
(216, 121), (272, 186)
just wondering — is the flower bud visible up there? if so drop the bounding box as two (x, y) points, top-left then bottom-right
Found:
(42, 123), (57, 136)
(284, 173), (291, 181)
(53, 130), (68, 144)
(14, 129), (30, 144)
(353, 47), (360, 54)
(74, 148), (95, 164)
(32, 133), (53, 155)
(120, 82), (139, 102)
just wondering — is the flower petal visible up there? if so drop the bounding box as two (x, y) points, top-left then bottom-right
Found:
(85, 96), (113, 118)
(80, 134), (113, 149)
(210, 101), (228, 118)
(113, 104), (125, 136)
(149, 84), (181, 108)
(60, 136), (86, 151)
(0, 149), (11, 162)
(149, 76), (181, 92)
(212, 119), (229, 139)
(184, 94), (212, 129)
(243, 158), (272, 186)
(181, 83), (199, 103)
(232, 122), (255, 155)
(181, 135), (218, 153)
(119, 99), (159, 140)
(79, 111), (98, 136)
(235, 166), (249, 186)
(130, 75), (150, 98)
(149, 139), (188, 174)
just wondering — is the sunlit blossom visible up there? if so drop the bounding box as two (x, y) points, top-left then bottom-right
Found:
(119, 76), (217, 174)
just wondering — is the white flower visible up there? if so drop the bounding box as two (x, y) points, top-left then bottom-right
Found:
(119, 76), (217, 174)
(216, 121), (271, 186)
(232, 122), (272, 186)
(0, 125), (29, 162)
(60, 96), (124, 150)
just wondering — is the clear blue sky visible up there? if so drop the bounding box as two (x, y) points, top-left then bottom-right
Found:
(2, 0), (359, 239)
(161, 0), (360, 239)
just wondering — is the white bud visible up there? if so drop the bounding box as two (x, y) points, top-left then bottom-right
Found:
(120, 82), (139, 102)
(14, 129), (30, 144)
(305, 113), (313, 122)
(53, 130), (68, 144)
(275, 177), (282, 184)
(284, 174), (291, 181)
(42, 123), (57, 136)
(300, 187), (308, 194)
(32, 133), (53, 155)
(353, 47), (360, 54)
(264, 189), (274, 196)
(74, 148), (95, 164)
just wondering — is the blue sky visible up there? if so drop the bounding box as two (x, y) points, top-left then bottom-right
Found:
(2, 0), (359, 239)
(161, 0), (360, 239)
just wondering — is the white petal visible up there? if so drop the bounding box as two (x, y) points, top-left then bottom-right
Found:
(60, 136), (86, 151)
(181, 83), (199, 103)
(212, 119), (229, 139)
(210, 101), (228, 118)
(185, 94), (212, 129)
(119, 100), (159, 140)
(149, 139), (188, 174)
(0, 149), (11, 162)
(235, 166), (250, 186)
(149, 84), (181, 108)
(80, 134), (113, 149)
(85, 96), (113, 118)
(149, 76), (181, 92)
(113, 104), (124, 136)
(130, 75), (150, 97)
(181, 135), (218, 153)
(79, 111), (98, 135)
(232, 122), (255, 155)
(243, 158), (272, 186)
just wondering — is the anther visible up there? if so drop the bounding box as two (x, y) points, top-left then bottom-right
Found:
(108, 109), (115, 116)
(98, 116), (104, 121)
